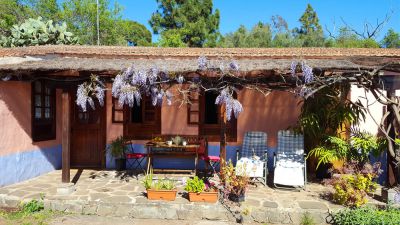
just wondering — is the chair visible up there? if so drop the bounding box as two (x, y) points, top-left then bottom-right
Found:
(236, 131), (268, 186)
(198, 138), (220, 175)
(125, 141), (147, 171)
(273, 130), (306, 190)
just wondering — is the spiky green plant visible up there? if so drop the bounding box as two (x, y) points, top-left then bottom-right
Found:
(108, 136), (127, 159)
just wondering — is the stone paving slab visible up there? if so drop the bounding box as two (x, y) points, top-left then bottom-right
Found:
(0, 169), (385, 224)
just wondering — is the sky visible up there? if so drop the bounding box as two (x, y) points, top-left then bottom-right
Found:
(118, 0), (400, 42)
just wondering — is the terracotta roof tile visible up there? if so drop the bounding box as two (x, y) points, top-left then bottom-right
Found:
(1, 45), (400, 59)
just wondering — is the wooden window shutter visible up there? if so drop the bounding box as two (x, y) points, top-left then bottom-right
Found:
(187, 92), (200, 124)
(123, 96), (161, 140)
(112, 97), (124, 123)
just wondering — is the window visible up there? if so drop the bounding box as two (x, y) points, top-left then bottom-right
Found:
(124, 97), (161, 139)
(198, 91), (237, 142)
(32, 81), (56, 142)
(112, 98), (124, 123)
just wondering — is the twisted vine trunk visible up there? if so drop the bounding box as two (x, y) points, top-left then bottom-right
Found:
(386, 91), (400, 187)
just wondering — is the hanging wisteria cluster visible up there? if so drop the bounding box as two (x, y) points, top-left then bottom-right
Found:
(215, 87), (243, 121)
(76, 75), (105, 112)
(290, 61), (314, 84)
(111, 65), (174, 108)
(290, 61), (315, 98)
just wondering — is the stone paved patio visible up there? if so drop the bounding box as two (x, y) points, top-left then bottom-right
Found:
(0, 169), (385, 224)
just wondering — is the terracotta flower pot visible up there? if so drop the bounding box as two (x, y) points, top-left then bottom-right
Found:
(188, 191), (218, 203)
(146, 189), (177, 201)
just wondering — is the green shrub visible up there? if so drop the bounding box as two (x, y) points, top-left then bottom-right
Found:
(21, 199), (44, 213)
(184, 176), (205, 193)
(332, 173), (377, 207)
(332, 206), (400, 225)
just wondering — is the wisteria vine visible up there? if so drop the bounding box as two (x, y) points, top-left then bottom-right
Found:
(75, 57), (316, 121)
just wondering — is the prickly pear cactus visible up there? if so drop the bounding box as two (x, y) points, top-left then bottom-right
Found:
(0, 17), (79, 47)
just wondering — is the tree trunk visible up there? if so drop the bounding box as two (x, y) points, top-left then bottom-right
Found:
(386, 90), (399, 187)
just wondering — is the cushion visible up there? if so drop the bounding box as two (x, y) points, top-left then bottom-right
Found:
(126, 153), (146, 159)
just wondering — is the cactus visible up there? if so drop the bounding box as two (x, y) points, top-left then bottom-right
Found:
(0, 17), (79, 47)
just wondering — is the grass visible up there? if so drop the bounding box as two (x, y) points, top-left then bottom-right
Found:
(0, 199), (63, 225)
(300, 211), (316, 225)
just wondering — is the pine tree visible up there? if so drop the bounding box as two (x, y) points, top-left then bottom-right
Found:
(294, 4), (324, 47)
(149, 0), (220, 47)
(382, 29), (400, 48)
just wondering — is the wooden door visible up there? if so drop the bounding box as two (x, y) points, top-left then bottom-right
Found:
(70, 91), (105, 168)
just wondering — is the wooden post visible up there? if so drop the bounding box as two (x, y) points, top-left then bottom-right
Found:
(220, 105), (227, 164)
(62, 91), (71, 183)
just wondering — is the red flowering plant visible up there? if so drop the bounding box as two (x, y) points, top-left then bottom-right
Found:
(219, 160), (250, 200)
(204, 180), (217, 192)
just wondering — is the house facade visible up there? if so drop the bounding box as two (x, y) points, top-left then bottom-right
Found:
(0, 46), (399, 187)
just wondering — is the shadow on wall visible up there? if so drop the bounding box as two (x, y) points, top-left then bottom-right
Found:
(0, 145), (62, 187)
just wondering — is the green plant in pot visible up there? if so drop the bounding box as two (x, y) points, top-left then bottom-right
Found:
(142, 168), (177, 201)
(220, 160), (249, 202)
(109, 136), (127, 171)
(184, 176), (218, 203)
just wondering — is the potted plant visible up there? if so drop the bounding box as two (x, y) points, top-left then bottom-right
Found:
(220, 160), (249, 202)
(109, 136), (127, 171)
(143, 169), (177, 201)
(184, 176), (218, 203)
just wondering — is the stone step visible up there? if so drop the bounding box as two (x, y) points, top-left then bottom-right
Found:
(43, 199), (231, 221)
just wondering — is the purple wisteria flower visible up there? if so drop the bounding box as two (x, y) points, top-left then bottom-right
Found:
(229, 61), (239, 71)
(302, 62), (314, 83)
(147, 67), (158, 85)
(76, 83), (89, 112)
(198, 56), (208, 70)
(94, 85), (105, 106)
(290, 61), (297, 77)
(1, 75), (12, 81)
(215, 88), (243, 121)
(112, 64), (175, 108)
(76, 76), (105, 112)
(176, 75), (184, 84)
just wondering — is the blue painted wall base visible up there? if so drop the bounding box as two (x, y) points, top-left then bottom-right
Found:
(0, 145), (62, 187)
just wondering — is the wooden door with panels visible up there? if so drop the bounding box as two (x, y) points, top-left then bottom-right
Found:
(70, 89), (106, 168)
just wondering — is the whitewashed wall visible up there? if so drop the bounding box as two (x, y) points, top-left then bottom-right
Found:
(350, 85), (385, 135)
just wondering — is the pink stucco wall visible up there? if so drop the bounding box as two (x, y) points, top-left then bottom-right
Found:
(105, 86), (301, 147)
(0, 81), (62, 157)
(236, 90), (301, 147)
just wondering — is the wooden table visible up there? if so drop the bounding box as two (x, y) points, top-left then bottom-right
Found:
(145, 142), (200, 175)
